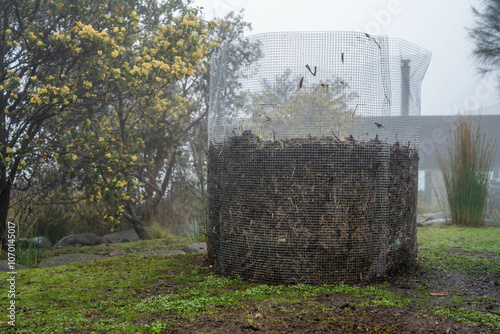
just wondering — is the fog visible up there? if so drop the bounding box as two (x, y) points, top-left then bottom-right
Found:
(193, 0), (500, 116)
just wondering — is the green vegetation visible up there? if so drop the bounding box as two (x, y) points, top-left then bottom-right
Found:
(0, 225), (498, 332)
(435, 116), (497, 227)
(433, 307), (500, 328)
(418, 225), (500, 274)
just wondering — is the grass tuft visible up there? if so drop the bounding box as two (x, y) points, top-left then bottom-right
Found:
(435, 116), (497, 227)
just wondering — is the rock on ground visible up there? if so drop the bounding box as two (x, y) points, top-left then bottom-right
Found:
(56, 233), (110, 247)
(103, 229), (139, 243)
(0, 261), (27, 272)
(16, 236), (54, 249)
(417, 218), (448, 228)
(38, 253), (106, 268)
(31, 236), (53, 249)
(417, 212), (450, 228)
(182, 242), (207, 253)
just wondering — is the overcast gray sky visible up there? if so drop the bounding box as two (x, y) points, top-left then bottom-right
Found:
(192, 0), (500, 116)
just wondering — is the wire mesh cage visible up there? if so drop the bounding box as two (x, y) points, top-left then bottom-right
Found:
(207, 31), (431, 284)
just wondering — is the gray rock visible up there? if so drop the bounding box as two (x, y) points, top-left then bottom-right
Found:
(182, 242), (207, 253)
(417, 218), (448, 228)
(56, 233), (109, 247)
(38, 253), (106, 268)
(16, 238), (31, 249)
(16, 236), (53, 249)
(136, 250), (186, 256)
(0, 261), (27, 272)
(31, 236), (53, 249)
(103, 229), (139, 243)
(421, 212), (447, 221)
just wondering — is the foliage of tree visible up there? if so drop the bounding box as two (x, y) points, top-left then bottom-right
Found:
(119, 10), (261, 235)
(247, 70), (358, 140)
(0, 0), (214, 242)
(469, 0), (500, 91)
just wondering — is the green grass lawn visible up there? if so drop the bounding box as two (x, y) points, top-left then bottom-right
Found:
(0, 226), (499, 333)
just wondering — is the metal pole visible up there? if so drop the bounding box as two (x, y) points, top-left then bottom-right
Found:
(401, 59), (411, 117)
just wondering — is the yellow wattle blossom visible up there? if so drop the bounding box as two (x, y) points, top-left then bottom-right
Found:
(6, 147), (14, 154)
(20, 161), (26, 166)
(30, 94), (41, 105)
(5, 157), (10, 162)
(131, 155), (137, 162)
(111, 50), (119, 57)
(37, 41), (43, 46)
(60, 85), (70, 95)
(97, 50), (103, 55)
(71, 154), (77, 161)
(105, 153), (111, 158)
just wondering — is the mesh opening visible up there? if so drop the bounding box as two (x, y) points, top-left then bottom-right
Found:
(208, 31), (431, 284)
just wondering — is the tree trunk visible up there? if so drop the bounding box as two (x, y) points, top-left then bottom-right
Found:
(124, 202), (146, 239)
(0, 176), (11, 252)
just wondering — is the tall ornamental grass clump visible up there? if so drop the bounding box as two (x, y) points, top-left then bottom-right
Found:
(435, 117), (497, 227)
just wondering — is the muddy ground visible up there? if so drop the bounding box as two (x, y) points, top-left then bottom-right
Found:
(159, 254), (500, 333)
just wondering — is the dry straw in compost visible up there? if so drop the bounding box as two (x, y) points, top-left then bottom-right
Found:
(208, 31), (431, 284)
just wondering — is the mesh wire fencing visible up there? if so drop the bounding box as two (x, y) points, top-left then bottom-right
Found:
(208, 31), (431, 284)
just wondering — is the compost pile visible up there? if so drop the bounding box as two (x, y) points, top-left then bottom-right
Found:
(207, 131), (419, 284)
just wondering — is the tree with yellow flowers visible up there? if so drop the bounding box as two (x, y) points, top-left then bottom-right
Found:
(119, 10), (261, 235)
(0, 0), (214, 244)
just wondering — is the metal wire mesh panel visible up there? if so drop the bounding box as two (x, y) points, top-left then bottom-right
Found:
(208, 31), (431, 284)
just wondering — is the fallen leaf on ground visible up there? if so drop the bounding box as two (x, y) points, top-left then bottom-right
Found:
(107, 250), (120, 257)
(429, 292), (462, 296)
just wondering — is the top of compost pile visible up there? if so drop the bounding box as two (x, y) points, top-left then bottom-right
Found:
(217, 130), (417, 152)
